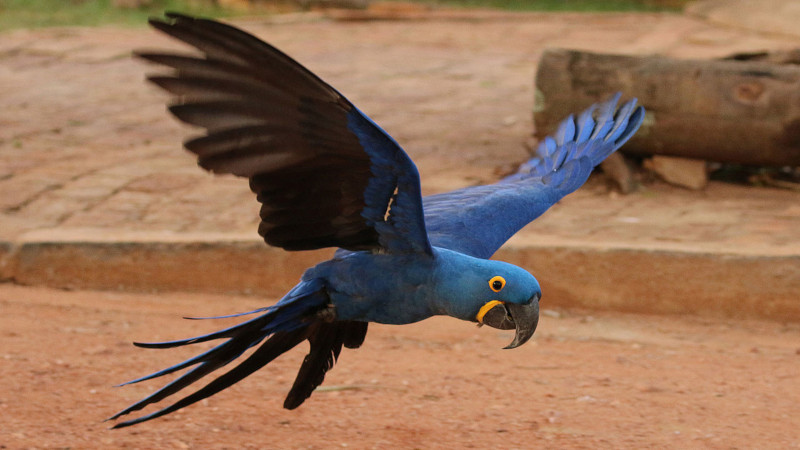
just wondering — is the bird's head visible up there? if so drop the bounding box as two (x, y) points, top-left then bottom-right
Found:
(472, 261), (541, 349)
(435, 252), (541, 349)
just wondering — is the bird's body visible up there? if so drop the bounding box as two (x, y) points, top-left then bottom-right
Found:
(312, 246), (540, 324)
(109, 13), (644, 428)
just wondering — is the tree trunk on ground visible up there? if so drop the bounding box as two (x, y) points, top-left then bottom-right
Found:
(535, 48), (800, 167)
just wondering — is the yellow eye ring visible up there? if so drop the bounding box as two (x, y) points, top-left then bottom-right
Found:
(489, 276), (506, 292)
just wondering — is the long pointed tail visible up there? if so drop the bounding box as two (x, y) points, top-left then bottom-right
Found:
(108, 279), (367, 428)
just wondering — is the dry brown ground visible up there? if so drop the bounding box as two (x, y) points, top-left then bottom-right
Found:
(2, 284), (798, 448)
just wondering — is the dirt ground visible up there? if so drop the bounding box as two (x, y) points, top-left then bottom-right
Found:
(2, 284), (798, 448)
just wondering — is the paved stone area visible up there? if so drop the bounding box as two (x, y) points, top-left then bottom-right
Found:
(0, 11), (798, 242)
(0, 7), (799, 318)
(688, 0), (800, 39)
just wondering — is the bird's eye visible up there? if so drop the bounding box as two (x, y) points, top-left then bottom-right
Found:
(489, 276), (506, 292)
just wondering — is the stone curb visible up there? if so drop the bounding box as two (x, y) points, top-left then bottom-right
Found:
(2, 230), (797, 322)
(495, 246), (799, 322)
(1, 233), (330, 297)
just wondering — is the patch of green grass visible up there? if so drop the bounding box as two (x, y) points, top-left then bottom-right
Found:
(0, 0), (235, 31)
(0, 0), (685, 31)
(410, 0), (684, 12)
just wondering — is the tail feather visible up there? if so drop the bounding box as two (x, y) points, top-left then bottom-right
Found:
(112, 328), (310, 429)
(110, 312), (289, 422)
(132, 312), (269, 349)
(130, 304), (304, 350)
(116, 315), (274, 389)
(109, 279), (341, 427)
(183, 306), (271, 320)
(117, 340), (236, 387)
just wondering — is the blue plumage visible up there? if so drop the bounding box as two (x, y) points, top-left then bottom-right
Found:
(346, 107), (432, 255)
(110, 13), (644, 428)
(425, 92), (644, 259)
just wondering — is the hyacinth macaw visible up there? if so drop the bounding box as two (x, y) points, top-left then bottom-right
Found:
(109, 13), (644, 428)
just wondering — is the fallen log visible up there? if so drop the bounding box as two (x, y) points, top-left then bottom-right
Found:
(534, 48), (800, 167)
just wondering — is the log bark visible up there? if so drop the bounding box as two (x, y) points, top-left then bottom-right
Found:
(534, 48), (800, 167)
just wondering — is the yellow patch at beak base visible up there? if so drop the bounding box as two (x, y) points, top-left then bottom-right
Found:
(476, 300), (504, 323)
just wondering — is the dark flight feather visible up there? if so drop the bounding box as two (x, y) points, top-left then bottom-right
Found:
(137, 13), (431, 255)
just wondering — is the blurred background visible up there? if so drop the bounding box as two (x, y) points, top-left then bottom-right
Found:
(1, 0), (798, 447)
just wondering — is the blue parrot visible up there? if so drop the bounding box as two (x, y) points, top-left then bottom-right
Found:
(109, 13), (644, 428)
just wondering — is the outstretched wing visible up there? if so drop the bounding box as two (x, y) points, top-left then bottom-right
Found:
(140, 13), (431, 255)
(423, 94), (645, 259)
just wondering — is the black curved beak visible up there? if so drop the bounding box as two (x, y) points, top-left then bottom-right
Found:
(480, 294), (540, 349)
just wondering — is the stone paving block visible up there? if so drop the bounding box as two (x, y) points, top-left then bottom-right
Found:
(689, 0), (800, 39)
(0, 174), (58, 211)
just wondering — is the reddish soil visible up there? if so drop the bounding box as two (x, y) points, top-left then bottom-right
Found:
(2, 284), (798, 448)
